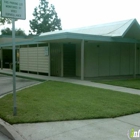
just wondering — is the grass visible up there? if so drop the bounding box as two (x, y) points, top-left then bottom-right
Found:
(0, 81), (140, 124)
(96, 78), (140, 89)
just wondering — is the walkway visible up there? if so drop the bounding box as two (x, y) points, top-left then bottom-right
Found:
(0, 69), (140, 95)
(0, 69), (140, 140)
(0, 113), (140, 140)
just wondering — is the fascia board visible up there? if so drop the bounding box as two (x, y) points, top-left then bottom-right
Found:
(122, 19), (140, 37)
(36, 33), (68, 42)
(0, 41), (41, 48)
(112, 37), (139, 43)
(36, 32), (113, 42)
(65, 32), (113, 42)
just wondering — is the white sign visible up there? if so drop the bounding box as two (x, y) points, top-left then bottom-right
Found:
(2, 0), (26, 20)
(44, 47), (49, 56)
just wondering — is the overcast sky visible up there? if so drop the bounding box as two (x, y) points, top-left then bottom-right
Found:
(1, 0), (140, 34)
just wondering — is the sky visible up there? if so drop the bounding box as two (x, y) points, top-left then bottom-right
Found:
(1, 0), (140, 34)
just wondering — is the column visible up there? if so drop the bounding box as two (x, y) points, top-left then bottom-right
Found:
(36, 44), (39, 75)
(61, 45), (63, 77)
(81, 40), (84, 80)
(48, 43), (51, 76)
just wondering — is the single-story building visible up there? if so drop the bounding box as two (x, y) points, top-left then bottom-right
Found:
(0, 18), (140, 80)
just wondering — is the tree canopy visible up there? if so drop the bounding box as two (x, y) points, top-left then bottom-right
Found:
(29, 0), (62, 35)
(1, 27), (26, 36)
(0, 0), (11, 25)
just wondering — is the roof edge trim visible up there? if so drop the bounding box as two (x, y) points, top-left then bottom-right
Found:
(122, 19), (139, 37)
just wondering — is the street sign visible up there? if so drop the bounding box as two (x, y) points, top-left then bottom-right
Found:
(1, 0), (26, 116)
(2, 0), (26, 20)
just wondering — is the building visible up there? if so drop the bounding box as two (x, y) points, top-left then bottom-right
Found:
(0, 19), (140, 80)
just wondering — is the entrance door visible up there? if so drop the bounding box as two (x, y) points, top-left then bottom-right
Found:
(63, 44), (76, 77)
(50, 45), (61, 76)
(3, 50), (12, 68)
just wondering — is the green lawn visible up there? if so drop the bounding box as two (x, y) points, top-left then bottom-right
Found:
(0, 81), (140, 124)
(96, 79), (140, 89)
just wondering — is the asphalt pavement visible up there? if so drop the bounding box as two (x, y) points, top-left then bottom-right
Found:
(0, 74), (41, 96)
(0, 74), (42, 139)
(0, 132), (11, 140)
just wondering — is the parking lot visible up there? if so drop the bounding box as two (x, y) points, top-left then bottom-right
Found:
(0, 74), (41, 96)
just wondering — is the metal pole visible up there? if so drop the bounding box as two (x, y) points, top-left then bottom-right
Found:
(18, 46), (20, 72)
(37, 44), (39, 75)
(48, 43), (51, 76)
(61, 44), (63, 77)
(12, 19), (17, 116)
(81, 40), (84, 80)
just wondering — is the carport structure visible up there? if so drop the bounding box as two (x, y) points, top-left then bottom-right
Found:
(1, 19), (140, 80)
(0, 35), (36, 70)
(36, 19), (140, 80)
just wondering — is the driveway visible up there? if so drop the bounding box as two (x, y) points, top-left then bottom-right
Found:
(0, 74), (41, 96)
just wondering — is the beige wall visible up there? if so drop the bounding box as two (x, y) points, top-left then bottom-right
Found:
(20, 45), (49, 73)
(76, 42), (140, 78)
(19, 42), (140, 78)
(0, 38), (32, 44)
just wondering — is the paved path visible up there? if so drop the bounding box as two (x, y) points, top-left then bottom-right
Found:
(0, 113), (138, 140)
(0, 132), (11, 140)
(0, 69), (140, 95)
(0, 74), (41, 97)
(1, 113), (140, 140)
(0, 69), (140, 140)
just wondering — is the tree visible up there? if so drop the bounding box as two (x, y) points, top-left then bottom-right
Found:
(29, 0), (62, 35)
(1, 27), (26, 36)
(0, 0), (11, 25)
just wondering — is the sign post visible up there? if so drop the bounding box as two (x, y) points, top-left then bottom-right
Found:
(12, 18), (16, 115)
(1, 0), (26, 116)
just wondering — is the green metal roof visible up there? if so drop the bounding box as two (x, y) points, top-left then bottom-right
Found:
(0, 19), (140, 48)
(39, 19), (138, 37)
(36, 19), (140, 43)
(36, 32), (140, 44)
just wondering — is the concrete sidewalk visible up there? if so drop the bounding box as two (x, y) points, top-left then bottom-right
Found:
(0, 113), (140, 140)
(0, 69), (140, 140)
(0, 118), (25, 140)
(0, 69), (140, 95)
(0, 74), (41, 97)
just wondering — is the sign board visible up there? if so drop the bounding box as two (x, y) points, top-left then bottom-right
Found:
(44, 47), (49, 56)
(1, 0), (26, 20)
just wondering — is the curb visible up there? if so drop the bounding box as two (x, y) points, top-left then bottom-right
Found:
(0, 81), (43, 99)
(0, 119), (26, 140)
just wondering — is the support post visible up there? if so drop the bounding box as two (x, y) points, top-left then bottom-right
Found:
(37, 44), (39, 75)
(48, 43), (51, 76)
(12, 19), (17, 116)
(18, 46), (20, 72)
(0, 48), (3, 70)
(61, 45), (63, 77)
(27, 45), (29, 73)
(134, 43), (137, 79)
(81, 40), (84, 80)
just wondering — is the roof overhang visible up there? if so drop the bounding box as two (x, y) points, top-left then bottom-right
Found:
(36, 32), (140, 44)
(0, 31), (140, 49)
